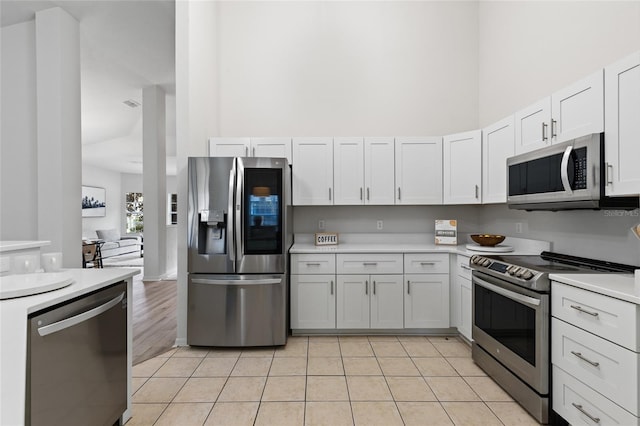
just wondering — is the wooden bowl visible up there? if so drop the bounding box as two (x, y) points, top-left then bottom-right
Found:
(470, 234), (506, 247)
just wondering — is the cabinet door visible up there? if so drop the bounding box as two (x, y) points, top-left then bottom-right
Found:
(208, 137), (251, 157)
(364, 138), (395, 205)
(395, 137), (443, 204)
(370, 274), (404, 329)
(552, 69), (604, 144)
(290, 274), (335, 329)
(482, 116), (515, 204)
(404, 274), (450, 329)
(605, 51), (640, 196)
(251, 137), (292, 164)
(443, 130), (482, 204)
(333, 137), (364, 205)
(459, 276), (472, 341)
(336, 275), (369, 329)
(292, 138), (334, 205)
(514, 97), (552, 154)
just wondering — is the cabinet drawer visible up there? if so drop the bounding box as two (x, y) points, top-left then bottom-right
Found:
(552, 282), (640, 351)
(291, 254), (336, 274)
(404, 253), (449, 274)
(337, 253), (403, 274)
(456, 255), (472, 279)
(553, 365), (639, 426)
(552, 318), (639, 415)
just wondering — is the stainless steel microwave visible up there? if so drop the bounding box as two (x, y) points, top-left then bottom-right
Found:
(507, 133), (638, 211)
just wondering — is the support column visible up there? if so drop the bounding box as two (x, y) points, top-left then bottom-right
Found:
(35, 8), (82, 267)
(142, 85), (167, 280)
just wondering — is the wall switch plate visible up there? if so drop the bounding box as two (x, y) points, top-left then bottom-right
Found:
(318, 220), (325, 230)
(515, 222), (523, 234)
(377, 220), (384, 230)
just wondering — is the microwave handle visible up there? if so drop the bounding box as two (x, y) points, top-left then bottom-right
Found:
(560, 145), (573, 194)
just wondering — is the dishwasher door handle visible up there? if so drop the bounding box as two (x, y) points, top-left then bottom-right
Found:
(37, 292), (125, 337)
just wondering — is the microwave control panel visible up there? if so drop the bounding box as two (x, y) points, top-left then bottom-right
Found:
(572, 147), (587, 190)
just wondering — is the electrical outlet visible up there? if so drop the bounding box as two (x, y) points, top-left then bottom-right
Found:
(515, 222), (523, 234)
(318, 220), (325, 230)
(376, 220), (384, 230)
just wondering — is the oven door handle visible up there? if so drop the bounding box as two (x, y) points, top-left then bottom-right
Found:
(473, 275), (541, 308)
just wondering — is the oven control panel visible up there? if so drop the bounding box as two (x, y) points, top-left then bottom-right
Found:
(470, 255), (535, 281)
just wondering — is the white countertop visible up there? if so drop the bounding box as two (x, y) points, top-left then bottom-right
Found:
(550, 273), (640, 305)
(0, 240), (50, 253)
(290, 233), (550, 256)
(0, 268), (138, 426)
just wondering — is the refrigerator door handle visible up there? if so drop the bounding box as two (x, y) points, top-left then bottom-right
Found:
(235, 158), (244, 265)
(192, 278), (282, 286)
(228, 166), (236, 262)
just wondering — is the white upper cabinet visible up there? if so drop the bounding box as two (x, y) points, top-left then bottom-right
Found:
(208, 137), (251, 157)
(250, 137), (292, 164)
(333, 137), (365, 205)
(605, 51), (640, 196)
(515, 70), (604, 154)
(443, 130), (482, 204)
(364, 138), (396, 205)
(395, 137), (443, 205)
(292, 137), (334, 205)
(482, 116), (515, 204)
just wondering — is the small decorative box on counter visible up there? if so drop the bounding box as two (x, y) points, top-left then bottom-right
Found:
(314, 232), (339, 246)
(435, 220), (457, 245)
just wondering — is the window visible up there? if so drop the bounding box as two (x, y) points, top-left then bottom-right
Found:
(125, 192), (143, 234)
(168, 193), (177, 225)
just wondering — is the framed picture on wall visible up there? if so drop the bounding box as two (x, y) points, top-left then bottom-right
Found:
(82, 185), (106, 217)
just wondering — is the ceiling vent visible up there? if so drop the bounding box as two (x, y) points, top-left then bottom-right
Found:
(123, 99), (141, 108)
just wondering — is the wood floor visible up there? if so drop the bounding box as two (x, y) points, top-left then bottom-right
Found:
(132, 272), (177, 365)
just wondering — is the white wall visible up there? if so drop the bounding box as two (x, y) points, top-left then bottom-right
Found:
(217, 1), (479, 136)
(82, 165), (122, 239)
(478, 1), (640, 127)
(1, 21), (38, 240)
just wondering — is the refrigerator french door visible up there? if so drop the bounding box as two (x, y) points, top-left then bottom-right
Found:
(187, 157), (291, 347)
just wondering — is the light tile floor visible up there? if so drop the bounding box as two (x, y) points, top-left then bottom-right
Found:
(129, 335), (540, 426)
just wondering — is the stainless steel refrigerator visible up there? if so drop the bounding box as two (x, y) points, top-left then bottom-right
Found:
(187, 156), (292, 347)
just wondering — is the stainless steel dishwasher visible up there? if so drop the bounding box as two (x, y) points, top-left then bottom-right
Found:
(27, 281), (127, 426)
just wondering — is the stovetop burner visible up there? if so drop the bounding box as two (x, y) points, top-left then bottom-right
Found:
(469, 251), (639, 293)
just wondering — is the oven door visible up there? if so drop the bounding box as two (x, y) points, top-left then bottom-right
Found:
(472, 270), (549, 394)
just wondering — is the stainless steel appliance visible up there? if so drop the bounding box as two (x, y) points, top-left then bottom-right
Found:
(470, 251), (638, 424)
(27, 281), (127, 426)
(187, 157), (292, 347)
(507, 133), (639, 211)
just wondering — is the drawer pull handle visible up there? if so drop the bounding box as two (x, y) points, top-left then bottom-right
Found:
(570, 305), (599, 317)
(571, 351), (600, 368)
(363, 262), (378, 266)
(571, 403), (600, 423)
(305, 263), (321, 266)
(420, 262), (436, 266)
(460, 265), (472, 271)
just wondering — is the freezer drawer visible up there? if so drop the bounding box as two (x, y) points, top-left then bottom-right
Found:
(187, 274), (287, 347)
(27, 281), (127, 426)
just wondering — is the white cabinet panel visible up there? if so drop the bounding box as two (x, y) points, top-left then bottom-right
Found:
(605, 51), (640, 196)
(514, 98), (552, 155)
(251, 137), (292, 164)
(404, 253), (448, 274)
(291, 274), (335, 329)
(337, 254), (403, 275)
(443, 130), (482, 204)
(404, 274), (449, 328)
(291, 254), (335, 275)
(395, 137), (443, 205)
(370, 275), (404, 329)
(292, 137), (334, 205)
(459, 276), (472, 341)
(482, 116), (515, 204)
(333, 137), (364, 205)
(336, 275), (370, 329)
(364, 138), (395, 205)
(208, 137), (251, 157)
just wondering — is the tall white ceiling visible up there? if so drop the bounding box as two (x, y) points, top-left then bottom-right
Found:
(1, 0), (176, 175)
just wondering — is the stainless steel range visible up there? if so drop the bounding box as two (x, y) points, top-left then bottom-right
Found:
(469, 251), (638, 424)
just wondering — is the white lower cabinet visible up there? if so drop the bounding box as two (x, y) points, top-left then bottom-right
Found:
(452, 254), (472, 341)
(336, 274), (403, 329)
(552, 281), (640, 424)
(290, 274), (335, 329)
(404, 274), (449, 328)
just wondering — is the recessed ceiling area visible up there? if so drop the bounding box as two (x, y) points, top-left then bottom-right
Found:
(1, 0), (176, 175)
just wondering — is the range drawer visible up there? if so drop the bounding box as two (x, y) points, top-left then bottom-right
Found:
(404, 253), (449, 274)
(456, 255), (472, 279)
(291, 254), (336, 274)
(552, 281), (640, 351)
(552, 318), (639, 416)
(336, 253), (403, 274)
(553, 365), (639, 426)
